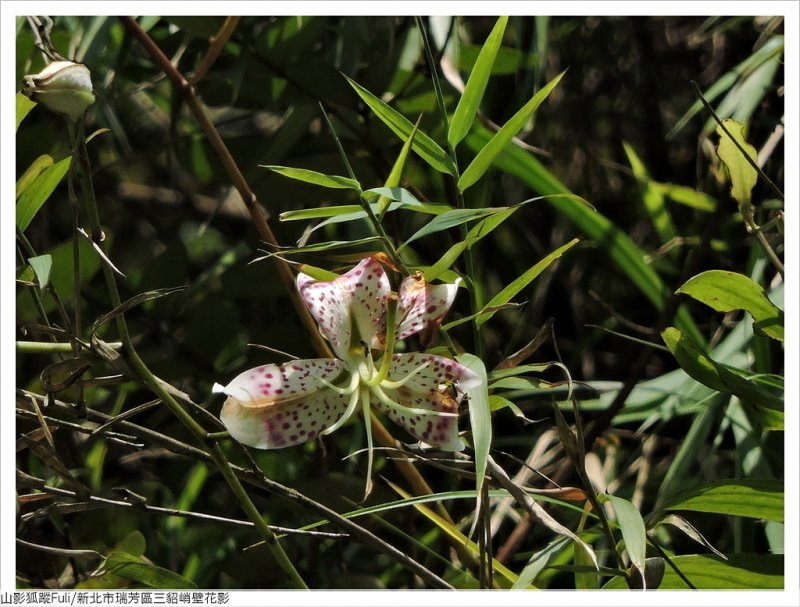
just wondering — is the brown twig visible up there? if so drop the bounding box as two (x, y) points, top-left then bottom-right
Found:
(189, 17), (241, 85)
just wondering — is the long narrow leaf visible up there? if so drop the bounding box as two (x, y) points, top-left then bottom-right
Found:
(345, 76), (455, 175)
(448, 16), (508, 147)
(400, 207), (506, 249)
(458, 70), (565, 191)
(476, 238), (579, 327)
(262, 165), (361, 190)
(424, 207), (517, 282)
(464, 123), (705, 345)
(455, 353), (491, 539)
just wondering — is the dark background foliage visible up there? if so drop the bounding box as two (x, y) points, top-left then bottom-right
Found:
(16, 15), (784, 589)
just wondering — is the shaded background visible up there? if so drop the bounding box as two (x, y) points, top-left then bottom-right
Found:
(16, 15), (784, 588)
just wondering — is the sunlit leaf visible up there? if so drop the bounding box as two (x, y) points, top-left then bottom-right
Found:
(677, 270), (783, 341)
(262, 165), (361, 190)
(458, 71), (565, 191)
(455, 353), (491, 537)
(345, 76), (455, 175)
(476, 238), (579, 327)
(17, 92), (36, 131)
(16, 155), (72, 231)
(448, 16), (508, 147)
(604, 493), (648, 588)
(28, 255), (52, 290)
(603, 553), (783, 589)
(423, 206), (517, 282)
(662, 478), (783, 522)
(716, 119), (757, 206)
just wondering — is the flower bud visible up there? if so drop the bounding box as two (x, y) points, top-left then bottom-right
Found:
(22, 60), (95, 123)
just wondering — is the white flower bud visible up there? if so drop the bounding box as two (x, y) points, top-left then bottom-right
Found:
(22, 60), (95, 123)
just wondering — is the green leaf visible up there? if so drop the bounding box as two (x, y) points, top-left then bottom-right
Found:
(677, 270), (783, 341)
(378, 119), (420, 217)
(623, 142), (676, 245)
(400, 207), (505, 249)
(661, 327), (727, 392)
(476, 238), (579, 327)
(463, 123), (706, 345)
(363, 187), (425, 207)
(101, 552), (198, 589)
(280, 204), (365, 221)
(17, 92), (36, 131)
(262, 165), (361, 190)
(448, 16), (508, 147)
(345, 76), (455, 175)
(28, 255), (53, 290)
(261, 236), (385, 256)
(423, 206), (517, 282)
(512, 536), (570, 589)
(661, 326), (783, 430)
(456, 353), (491, 532)
(458, 71), (565, 191)
(659, 182), (717, 212)
(605, 494), (648, 588)
(16, 155), (72, 231)
(661, 478), (783, 522)
(603, 553), (783, 589)
(716, 119), (757, 206)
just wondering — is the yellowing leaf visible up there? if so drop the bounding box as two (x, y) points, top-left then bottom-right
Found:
(716, 119), (757, 206)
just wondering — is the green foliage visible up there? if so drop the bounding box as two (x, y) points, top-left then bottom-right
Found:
(15, 14), (784, 592)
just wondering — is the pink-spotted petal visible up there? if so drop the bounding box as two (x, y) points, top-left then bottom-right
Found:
(214, 358), (351, 449)
(220, 387), (352, 449)
(214, 358), (346, 402)
(386, 353), (482, 394)
(395, 275), (460, 341)
(371, 353), (480, 451)
(373, 385), (464, 451)
(298, 257), (389, 357)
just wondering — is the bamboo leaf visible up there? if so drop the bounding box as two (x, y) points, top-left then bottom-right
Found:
(603, 553), (783, 589)
(423, 206), (517, 282)
(463, 123), (705, 345)
(448, 16), (508, 147)
(99, 552), (198, 589)
(345, 76), (455, 175)
(262, 165), (361, 190)
(400, 207), (505, 249)
(458, 71), (565, 191)
(16, 155), (72, 231)
(476, 238), (579, 326)
(661, 479), (783, 522)
(378, 119), (420, 217)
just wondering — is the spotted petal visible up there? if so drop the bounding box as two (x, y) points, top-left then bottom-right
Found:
(298, 257), (390, 358)
(214, 359), (350, 449)
(372, 353), (480, 451)
(395, 274), (460, 342)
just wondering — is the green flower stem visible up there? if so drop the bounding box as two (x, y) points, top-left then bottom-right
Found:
(17, 341), (122, 354)
(320, 104), (410, 274)
(415, 17), (484, 359)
